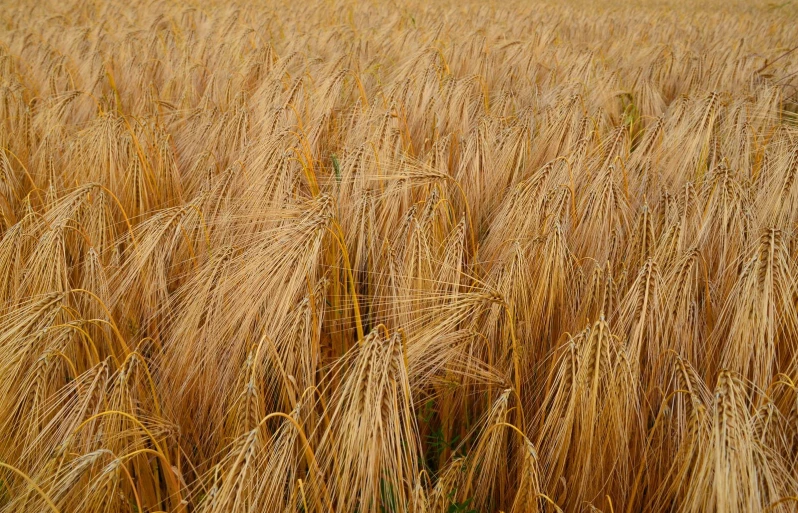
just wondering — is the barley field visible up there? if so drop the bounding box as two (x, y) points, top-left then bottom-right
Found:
(0, 0), (797, 511)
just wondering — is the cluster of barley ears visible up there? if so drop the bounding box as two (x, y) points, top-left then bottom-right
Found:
(1, 0), (798, 511)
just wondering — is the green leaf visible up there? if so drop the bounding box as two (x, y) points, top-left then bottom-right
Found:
(331, 153), (341, 183)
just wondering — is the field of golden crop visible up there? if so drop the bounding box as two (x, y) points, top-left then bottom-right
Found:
(1, 0), (797, 511)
